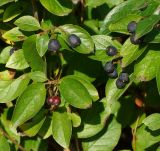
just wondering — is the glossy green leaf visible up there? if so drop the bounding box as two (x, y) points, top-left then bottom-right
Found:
(14, 16), (41, 31)
(19, 109), (46, 137)
(22, 35), (45, 72)
(36, 33), (49, 57)
(3, 2), (24, 22)
(142, 113), (160, 131)
(82, 116), (121, 151)
(2, 27), (26, 42)
(135, 15), (160, 39)
(59, 76), (92, 109)
(0, 0), (14, 7)
(85, 0), (105, 8)
(100, 0), (146, 34)
(0, 136), (10, 151)
(12, 83), (46, 127)
(39, 0), (72, 16)
(6, 49), (29, 70)
(65, 75), (99, 101)
(0, 75), (30, 103)
(76, 98), (111, 138)
(57, 24), (94, 54)
(105, 74), (135, 113)
(120, 38), (147, 68)
(90, 35), (122, 62)
(109, 14), (141, 34)
(52, 107), (72, 148)
(0, 46), (12, 64)
(134, 50), (160, 81)
(135, 124), (160, 151)
(29, 71), (48, 82)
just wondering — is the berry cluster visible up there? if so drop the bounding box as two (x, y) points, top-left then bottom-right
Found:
(127, 21), (142, 45)
(47, 96), (61, 107)
(48, 34), (81, 52)
(104, 45), (129, 89)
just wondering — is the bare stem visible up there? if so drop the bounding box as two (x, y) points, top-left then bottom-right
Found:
(31, 0), (39, 20)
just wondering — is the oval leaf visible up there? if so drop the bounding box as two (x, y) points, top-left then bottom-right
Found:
(60, 77), (92, 109)
(82, 116), (121, 151)
(22, 35), (45, 72)
(29, 71), (48, 83)
(0, 75), (30, 103)
(57, 24), (94, 54)
(76, 98), (111, 138)
(36, 33), (49, 57)
(6, 49), (29, 70)
(12, 83), (46, 127)
(52, 107), (72, 148)
(39, 0), (72, 16)
(14, 16), (41, 31)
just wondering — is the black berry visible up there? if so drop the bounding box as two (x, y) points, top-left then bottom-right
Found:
(130, 34), (142, 45)
(116, 79), (126, 89)
(9, 47), (17, 55)
(107, 46), (117, 56)
(104, 62), (115, 73)
(127, 21), (137, 33)
(68, 34), (81, 48)
(119, 72), (129, 83)
(47, 96), (61, 106)
(48, 39), (61, 52)
(108, 69), (118, 79)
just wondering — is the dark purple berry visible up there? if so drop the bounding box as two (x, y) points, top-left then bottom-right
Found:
(9, 47), (17, 55)
(68, 34), (81, 48)
(47, 96), (61, 106)
(108, 69), (118, 79)
(130, 34), (142, 45)
(104, 62), (115, 73)
(48, 39), (61, 52)
(107, 46), (117, 56)
(127, 21), (137, 33)
(119, 72), (129, 83)
(116, 78), (126, 89)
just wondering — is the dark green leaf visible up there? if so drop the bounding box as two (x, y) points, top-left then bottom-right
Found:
(12, 83), (46, 127)
(135, 15), (160, 39)
(39, 0), (72, 16)
(57, 24), (94, 54)
(76, 98), (111, 138)
(22, 35), (45, 72)
(0, 0), (14, 7)
(70, 112), (81, 127)
(52, 107), (72, 148)
(156, 68), (160, 95)
(59, 76), (92, 109)
(0, 46), (12, 64)
(82, 116), (121, 151)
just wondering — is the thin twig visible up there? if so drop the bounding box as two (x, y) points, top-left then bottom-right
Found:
(75, 138), (80, 151)
(0, 128), (26, 151)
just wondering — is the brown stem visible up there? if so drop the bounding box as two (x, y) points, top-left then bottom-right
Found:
(75, 138), (80, 151)
(0, 128), (26, 151)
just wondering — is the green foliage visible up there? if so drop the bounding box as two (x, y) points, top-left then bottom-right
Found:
(0, 0), (160, 150)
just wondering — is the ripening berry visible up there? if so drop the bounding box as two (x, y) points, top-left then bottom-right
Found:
(130, 34), (142, 45)
(68, 34), (81, 48)
(127, 21), (137, 33)
(47, 96), (61, 106)
(119, 72), (129, 83)
(116, 78), (126, 89)
(48, 39), (61, 52)
(106, 46), (117, 56)
(108, 69), (118, 79)
(104, 61), (115, 73)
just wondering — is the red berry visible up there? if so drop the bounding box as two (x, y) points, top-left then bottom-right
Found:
(47, 96), (61, 106)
